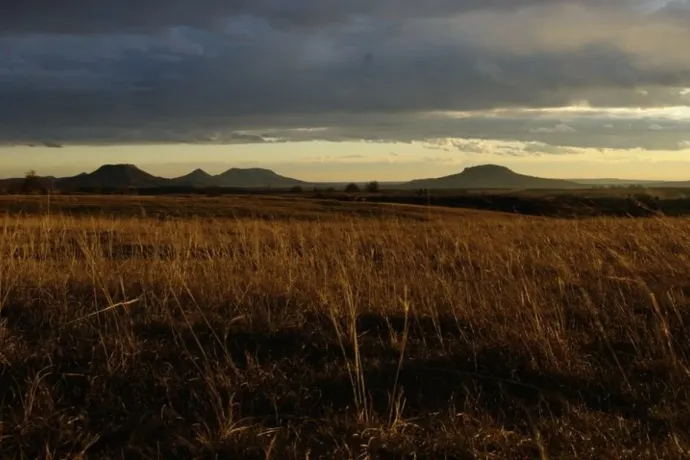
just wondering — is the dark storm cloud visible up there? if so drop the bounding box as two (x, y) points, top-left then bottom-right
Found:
(1, 0), (631, 34)
(1, 0), (690, 146)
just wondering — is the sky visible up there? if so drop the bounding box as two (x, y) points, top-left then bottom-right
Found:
(2, 0), (690, 181)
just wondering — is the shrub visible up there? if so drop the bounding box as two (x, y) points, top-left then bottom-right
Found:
(365, 181), (380, 193)
(20, 170), (48, 194)
(344, 183), (360, 193)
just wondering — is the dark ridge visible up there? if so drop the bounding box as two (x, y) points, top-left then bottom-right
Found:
(56, 164), (165, 189)
(404, 164), (581, 190)
(213, 167), (304, 187)
(169, 168), (215, 187)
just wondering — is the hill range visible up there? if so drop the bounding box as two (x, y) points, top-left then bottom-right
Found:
(0, 163), (688, 191)
(0, 164), (307, 190)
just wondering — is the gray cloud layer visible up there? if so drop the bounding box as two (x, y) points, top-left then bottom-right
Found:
(1, 0), (634, 34)
(1, 0), (690, 146)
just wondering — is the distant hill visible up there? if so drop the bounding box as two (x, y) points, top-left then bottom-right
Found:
(52, 165), (305, 189)
(169, 167), (304, 188)
(213, 168), (304, 187)
(403, 164), (581, 190)
(169, 168), (216, 187)
(56, 164), (165, 189)
(0, 164), (305, 191)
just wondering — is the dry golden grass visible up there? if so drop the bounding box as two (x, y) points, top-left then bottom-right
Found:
(0, 196), (689, 459)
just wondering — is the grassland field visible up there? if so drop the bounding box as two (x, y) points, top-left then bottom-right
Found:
(0, 194), (689, 459)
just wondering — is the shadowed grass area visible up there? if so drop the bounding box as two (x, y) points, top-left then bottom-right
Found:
(0, 196), (689, 458)
(0, 194), (515, 221)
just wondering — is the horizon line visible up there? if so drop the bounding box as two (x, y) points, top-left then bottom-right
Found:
(2, 162), (687, 185)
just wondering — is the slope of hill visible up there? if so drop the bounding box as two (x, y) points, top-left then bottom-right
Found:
(169, 168), (216, 187)
(404, 164), (581, 190)
(647, 180), (690, 188)
(569, 178), (662, 186)
(213, 167), (304, 187)
(56, 164), (165, 189)
(568, 178), (690, 188)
